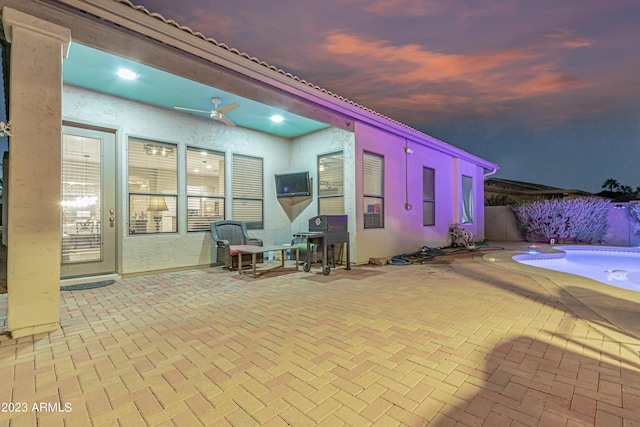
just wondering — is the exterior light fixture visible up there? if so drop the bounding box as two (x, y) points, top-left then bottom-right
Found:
(117, 68), (139, 80)
(270, 115), (284, 123)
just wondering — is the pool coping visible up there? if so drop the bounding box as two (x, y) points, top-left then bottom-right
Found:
(481, 242), (640, 344)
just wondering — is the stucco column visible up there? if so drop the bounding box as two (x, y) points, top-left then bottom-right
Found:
(2, 7), (70, 338)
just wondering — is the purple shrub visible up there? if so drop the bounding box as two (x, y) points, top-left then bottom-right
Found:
(629, 203), (640, 234)
(513, 198), (609, 243)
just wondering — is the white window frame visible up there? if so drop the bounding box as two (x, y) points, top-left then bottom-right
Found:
(363, 151), (384, 229)
(186, 147), (225, 232)
(462, 175), (474, 224)
(318, 151), (344, 215)
(423, 167), (436, 226)
(127, 138), (178, 235)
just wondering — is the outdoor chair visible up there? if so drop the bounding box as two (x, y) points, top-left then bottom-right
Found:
(211, 220), (263, 270)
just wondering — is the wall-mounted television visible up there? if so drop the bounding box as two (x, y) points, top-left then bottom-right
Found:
(275, 171), (310, 198)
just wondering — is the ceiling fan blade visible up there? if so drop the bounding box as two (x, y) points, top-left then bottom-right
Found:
(220, 115), (236, 127)
(216, 103), (240, 115)
(174, 106), (212, 114)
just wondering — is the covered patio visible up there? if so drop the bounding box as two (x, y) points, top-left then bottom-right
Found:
(2, 243), (639, 426)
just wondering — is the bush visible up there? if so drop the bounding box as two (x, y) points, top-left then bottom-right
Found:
(629, 203), (640, 234)
(513, 197), (610, 243)
(485, 195), (516, 206)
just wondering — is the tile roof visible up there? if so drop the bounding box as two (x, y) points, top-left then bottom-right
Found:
(116, 0), (476, 155)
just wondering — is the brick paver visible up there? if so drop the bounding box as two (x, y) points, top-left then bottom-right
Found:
(2, 244), (640, 426)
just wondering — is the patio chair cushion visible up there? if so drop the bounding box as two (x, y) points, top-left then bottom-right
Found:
(229, 245), (260, 256)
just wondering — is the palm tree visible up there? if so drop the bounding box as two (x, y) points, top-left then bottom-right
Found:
(620, 185), (633, 194)
(601, 179), (620, 192)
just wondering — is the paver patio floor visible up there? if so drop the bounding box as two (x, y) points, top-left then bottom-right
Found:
(1, 244), (640, 426)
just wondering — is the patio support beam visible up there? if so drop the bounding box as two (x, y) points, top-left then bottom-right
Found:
(2, 7), (70, 338)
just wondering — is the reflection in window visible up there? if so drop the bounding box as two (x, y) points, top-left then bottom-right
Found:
(61, 134), (102, 262)
(128, 138), (178, 234)
(187, 148), (225, 232)
(318, 152), (344, 215)
(423, 167), (436, 226)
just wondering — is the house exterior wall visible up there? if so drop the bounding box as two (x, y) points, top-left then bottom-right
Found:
(289, 128), (356, 246)
(63, 85), (297, 274)
(353, 122), (485, 263)
(63, 85), (356, 274)
(455, 161), (487, 240)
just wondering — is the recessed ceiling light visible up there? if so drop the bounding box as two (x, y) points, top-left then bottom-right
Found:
(270, 115), (284, 123)
(117, 68), (139, 80)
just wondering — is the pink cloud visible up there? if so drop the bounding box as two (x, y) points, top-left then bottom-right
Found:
(544, 29), (593, 49)
(310, 31), (590, 119)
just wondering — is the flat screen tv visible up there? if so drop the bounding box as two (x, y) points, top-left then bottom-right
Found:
(275, 171), (310, 198)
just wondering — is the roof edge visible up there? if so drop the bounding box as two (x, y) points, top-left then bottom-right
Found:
(54, 0), (498, 168)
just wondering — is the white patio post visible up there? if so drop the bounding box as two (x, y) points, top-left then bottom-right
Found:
(2, 7), (70, 338)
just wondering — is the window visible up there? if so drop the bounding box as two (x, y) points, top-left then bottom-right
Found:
(61, 134), (102, 262)
(187, 148), (225, 232)
(128, 139), (178, 234)
(363, 151), (384, 229)
(462, 175), (473, 224)
(318, 152), (344, 215)
(423, 167), (436, 226)
(232, 154), (263, 229)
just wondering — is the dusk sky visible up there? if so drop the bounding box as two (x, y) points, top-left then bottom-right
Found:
(129, 0), (639, 194)
(2, 1), (639, 194)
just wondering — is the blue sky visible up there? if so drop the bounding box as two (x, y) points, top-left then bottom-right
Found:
(3, 1), (639, 193)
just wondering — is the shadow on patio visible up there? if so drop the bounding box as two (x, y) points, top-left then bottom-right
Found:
(1, 245), (640, 425)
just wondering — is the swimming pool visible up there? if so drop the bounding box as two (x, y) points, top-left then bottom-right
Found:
(513, 246), (640, 291)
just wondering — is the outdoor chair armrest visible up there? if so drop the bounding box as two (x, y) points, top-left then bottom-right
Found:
(216, 239), (230, 247)
(247, 237), (263, 247)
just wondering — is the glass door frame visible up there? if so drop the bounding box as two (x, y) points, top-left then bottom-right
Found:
(60, 125), (117, 278)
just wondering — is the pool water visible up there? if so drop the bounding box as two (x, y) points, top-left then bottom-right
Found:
(513, 246), (640, 292)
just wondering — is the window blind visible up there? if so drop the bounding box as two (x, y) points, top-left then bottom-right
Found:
(363, 151), (384, 229)
(232, 154), (263, 229)
(61, 134), (102, 262)
(318, 152), (344, 215)
(127, 139), (178, 234)
(187, 148), (225, 231)
(363, 152), (384, 197)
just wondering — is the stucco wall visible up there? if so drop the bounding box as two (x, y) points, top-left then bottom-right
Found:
(64, 86), (290, 273)
(63, 85), (357, 274)
(353, 122), (485, 263)
(288, 128), (356, 245)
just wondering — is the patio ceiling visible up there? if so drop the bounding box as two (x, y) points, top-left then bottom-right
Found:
(62, 43), (330, 138)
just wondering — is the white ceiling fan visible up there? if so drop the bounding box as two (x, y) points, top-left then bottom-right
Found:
(174, 97), (240, 127)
